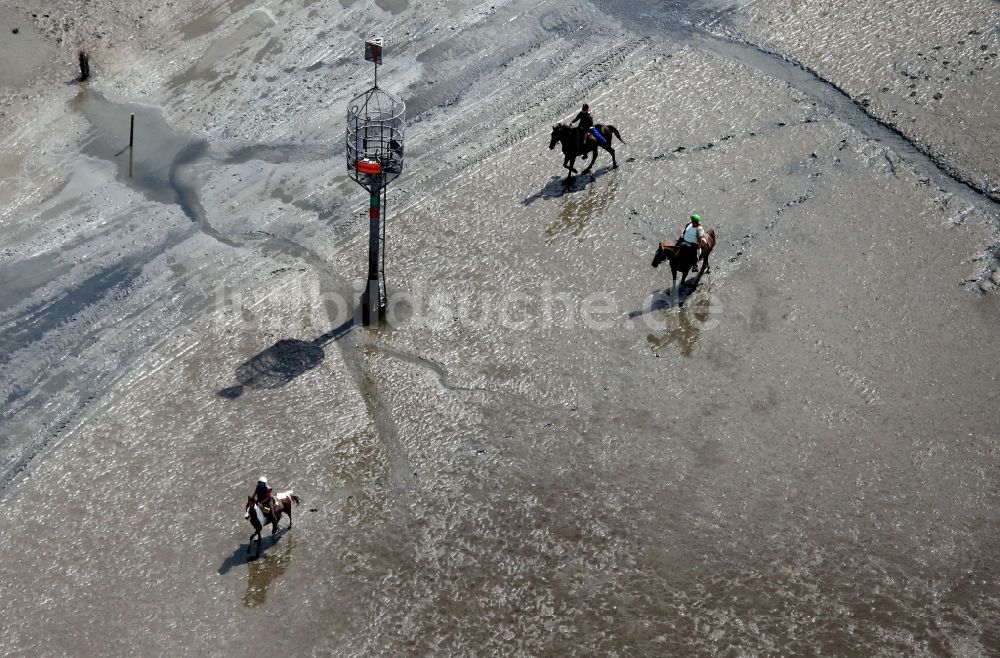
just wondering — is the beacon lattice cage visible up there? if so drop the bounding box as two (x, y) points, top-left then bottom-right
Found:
(346, 87), (405, 193)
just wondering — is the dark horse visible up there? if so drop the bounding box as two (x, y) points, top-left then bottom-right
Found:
(549, 123), (624, 177)
(651, 229), (717, 289)
(245, 490), (301, 552)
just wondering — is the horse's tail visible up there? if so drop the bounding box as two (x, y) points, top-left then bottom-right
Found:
(290, 494), (301, 506)
(609, 125), (625, 144)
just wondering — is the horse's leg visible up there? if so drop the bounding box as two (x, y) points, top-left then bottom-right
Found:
(248, 528), (260, 553)
(680, 254), (692, 288)
(563, 154), (576, 177)
(609, 146), (617, 168)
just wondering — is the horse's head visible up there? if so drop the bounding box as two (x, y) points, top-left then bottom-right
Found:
(244, 496), (254, 519)
(549, 124), (561, 150)
(651, 240), (674, 268)
(550, 123), (571, 150)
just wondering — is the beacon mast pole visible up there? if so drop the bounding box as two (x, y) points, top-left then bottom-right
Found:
(346, 37), (405, 326)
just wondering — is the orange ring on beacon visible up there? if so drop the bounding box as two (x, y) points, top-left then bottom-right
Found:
(356, 160), (382, 174)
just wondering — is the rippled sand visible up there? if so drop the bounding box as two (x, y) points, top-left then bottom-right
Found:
(1, 1), (999, 655)
(732, 0), (1000, 198)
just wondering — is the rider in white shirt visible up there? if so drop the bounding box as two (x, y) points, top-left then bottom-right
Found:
(678, 213), (705, 259)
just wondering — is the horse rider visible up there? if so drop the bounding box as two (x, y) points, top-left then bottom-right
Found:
(570, 103), (594, 151)
(251, 476), (276, 526)
(678, 213), (706, 262)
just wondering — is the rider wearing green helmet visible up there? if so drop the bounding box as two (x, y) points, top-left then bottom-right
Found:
(679, 213), (706, 261)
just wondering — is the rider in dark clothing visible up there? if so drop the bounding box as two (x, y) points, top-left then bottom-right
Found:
(572, 103), (594, 130)
(571, 103), (594, 151)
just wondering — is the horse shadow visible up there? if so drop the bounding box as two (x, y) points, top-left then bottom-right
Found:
(523, 165), (616, 206)
(217, 530), (295, 606)
(218, 526), (291, 576)
(629, 282), (713, 357)
(218, 317), (355, 399)
(629, 278), (704, 319)
(523, 176), (577, 205)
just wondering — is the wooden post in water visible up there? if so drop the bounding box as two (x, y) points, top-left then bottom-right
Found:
(78, 51), (90, 82)
(128, 113), (134, 177)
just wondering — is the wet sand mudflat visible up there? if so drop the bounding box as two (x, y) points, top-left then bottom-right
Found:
(730, 0), (1000, 199)
(1, 1), (999, 655)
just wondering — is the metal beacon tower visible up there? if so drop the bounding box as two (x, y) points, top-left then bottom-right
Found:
(346, 37), (405, 325)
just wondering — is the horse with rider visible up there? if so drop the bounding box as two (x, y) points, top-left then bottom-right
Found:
(245, 476), (301, 553)
(651, 213), (717, 290)
(549, 103), (624, 177)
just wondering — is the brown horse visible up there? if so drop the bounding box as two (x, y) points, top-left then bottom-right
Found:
(549, 123), (624, 177)
(245, 491), (301, 552)
(651, 229), (717, 289)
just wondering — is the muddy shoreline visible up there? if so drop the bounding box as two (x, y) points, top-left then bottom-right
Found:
(1, 0), (999, 655)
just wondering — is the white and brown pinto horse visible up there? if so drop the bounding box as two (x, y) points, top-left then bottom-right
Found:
(651, 229), (717, 289)
(245, 491), (301, 552)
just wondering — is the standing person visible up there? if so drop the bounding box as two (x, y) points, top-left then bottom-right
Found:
(678, 213), (706, 262)
(570, 103), (594, 151)
(251, 476), (275, 526)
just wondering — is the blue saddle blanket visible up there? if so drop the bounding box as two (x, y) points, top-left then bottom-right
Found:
(589, 126), (608, 146)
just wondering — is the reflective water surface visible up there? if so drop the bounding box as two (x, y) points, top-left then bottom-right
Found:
(1, 0), (999, 655)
